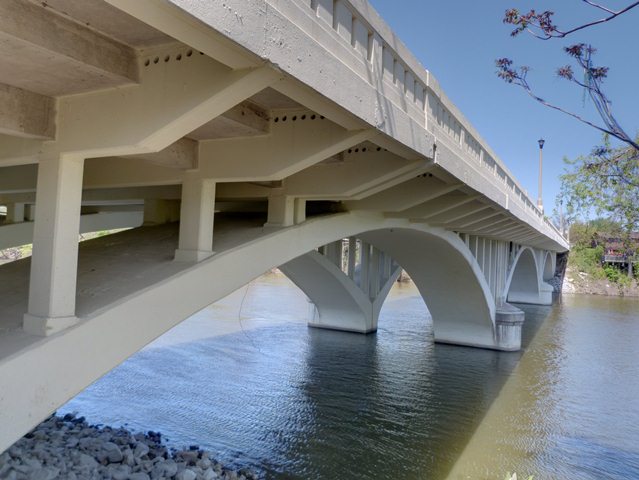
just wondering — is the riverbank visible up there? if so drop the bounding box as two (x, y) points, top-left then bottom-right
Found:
(562, 264), (639, 296)
(0, 414), (257, 480)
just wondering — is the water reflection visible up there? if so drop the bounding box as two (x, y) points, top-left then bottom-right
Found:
(61, 276), (639, 479)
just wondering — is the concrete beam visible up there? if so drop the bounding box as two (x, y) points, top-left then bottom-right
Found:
(345, 176), (460, 212)
(393, 193), (478, 220)
(480, 221), (528, 237)
(215, 182), (274, 200)
(54, 50), (281, 157)
(456, 210), (503, 229)
(273, 77), (364, 131)
(0, 0), (138, 96)
(429, 204), (491, 226)
(83, 158), (184, 189)
(0, 185), (182, 205)
(283, 147), (422, 199)
(198, 116), (376, 181)
(188, 102), (269, 140)
(105, 0), (258, 69)
(444, 209), (500, 230)
(471, 218), (517, 235)
(124, 138), (198, 170)
(0, 136), (44, 167)
(0, 84), (55, 139)
(0, 159), (184, 194)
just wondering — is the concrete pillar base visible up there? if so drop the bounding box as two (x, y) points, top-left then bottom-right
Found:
(494, 303), (525, 351)
(23, 314), (79, 337)
(174, 249), (214, 262)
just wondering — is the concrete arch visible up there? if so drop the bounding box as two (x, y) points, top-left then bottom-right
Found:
(280, 225), (497, 349)
(358, 227), (497, 349)
(542, 251), (554, 281)
(1, 213), (508, 450)
(505, 246), (542, 305)
(280, 249), (400, 333)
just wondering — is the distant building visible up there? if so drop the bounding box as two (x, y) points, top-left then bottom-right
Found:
(592, 232), (639, 276)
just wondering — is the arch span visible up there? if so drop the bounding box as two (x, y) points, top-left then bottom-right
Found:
(505, 246), (552, 305)
(359, 228), (498, 349)
(0, 212), (519, 452)
(543, 251), (554, 282)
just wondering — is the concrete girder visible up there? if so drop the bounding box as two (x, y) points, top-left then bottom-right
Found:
(443, 209), (500, 230)
(282, 147), (423, 199)
(0, 165), (38, 193)
(0, 83), (55, 139)
(476, 220), (523, 236)
(272, 78), (365, 131)
(455, 210), (503, 229)
(33, 0), (172, 49)
(0, 211), (143, 251)
(427, 203), (491, 227)
(391, 193), (478, 220)
(510, 231), (544, 244)
(0, 186), (182, 206)
(124, 138), (198, 170)
(188, 102), (270, 140)
(197, 117), (376, 181)
(344, 176), (460, 212)
(52, 51), (281, 158)
(0, 136), (45, 167)
(0, 157), (184, 194)
(215, 183), (274, 201)
(105, 0), (258, 70)
(468, 218), (515, 235)
(0, 0), (138, 97)
(83, 158), (183, 189)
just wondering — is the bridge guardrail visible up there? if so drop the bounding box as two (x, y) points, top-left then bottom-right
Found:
(301, 0), (566, 244)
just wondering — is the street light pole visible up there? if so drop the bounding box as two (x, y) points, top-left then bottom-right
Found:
(537, 138), (545, 213)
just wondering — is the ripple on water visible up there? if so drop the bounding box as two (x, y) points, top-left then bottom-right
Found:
(61, 279), (639, 480)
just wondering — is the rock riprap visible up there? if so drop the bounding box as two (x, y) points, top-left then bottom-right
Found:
(0, 414), (258, 480)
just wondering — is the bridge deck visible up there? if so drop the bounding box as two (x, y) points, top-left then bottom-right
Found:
(0, 215), (269, 362)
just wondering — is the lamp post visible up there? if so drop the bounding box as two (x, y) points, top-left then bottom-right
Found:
(537, 138), (545, 213)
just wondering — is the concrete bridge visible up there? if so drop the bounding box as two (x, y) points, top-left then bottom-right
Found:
(0, 0), (568, 452)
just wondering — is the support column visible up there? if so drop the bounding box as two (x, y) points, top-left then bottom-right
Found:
(23, 154), (84, 336)
(294, 198), (306, 225)
(264, 194), (294, 228)
(6, 203), (25, 223)
(25, 204), (36, 221)
(174, 174), (216, 262)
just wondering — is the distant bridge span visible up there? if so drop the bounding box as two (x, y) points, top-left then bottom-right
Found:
(0, 0), (567, 451)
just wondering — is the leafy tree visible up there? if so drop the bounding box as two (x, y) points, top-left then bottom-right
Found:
(496, 2), (639, 152)
(560, 139), (639, 234)
(495, 2), (639, 234)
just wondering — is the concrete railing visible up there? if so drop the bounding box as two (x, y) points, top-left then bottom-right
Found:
(299, 0), (565, 243)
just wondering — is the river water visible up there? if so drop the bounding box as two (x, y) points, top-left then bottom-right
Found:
(60, 273), (639, 479)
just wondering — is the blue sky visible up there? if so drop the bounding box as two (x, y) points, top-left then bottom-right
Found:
(368, 0), (638, 217)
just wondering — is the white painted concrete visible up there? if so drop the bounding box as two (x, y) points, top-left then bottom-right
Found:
(175, 174), (216, 261)
(23, 155), (84, 336)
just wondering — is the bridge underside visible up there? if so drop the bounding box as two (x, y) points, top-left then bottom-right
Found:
(0, 0), (568, 454)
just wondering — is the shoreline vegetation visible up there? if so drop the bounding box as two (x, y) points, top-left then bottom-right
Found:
(557, 220), (639, 297)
